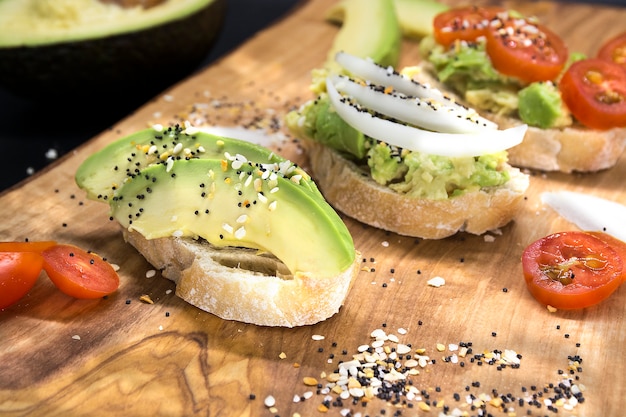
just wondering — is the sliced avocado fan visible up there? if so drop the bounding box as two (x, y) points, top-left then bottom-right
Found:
(76, 127), (356, 277)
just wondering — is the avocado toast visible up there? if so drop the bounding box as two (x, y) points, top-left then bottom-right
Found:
(285, 0), (529, 239)
(416, 5), (626, 173)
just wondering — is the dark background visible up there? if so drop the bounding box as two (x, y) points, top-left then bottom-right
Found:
(0, 0), (300, 192)
(1, 0), (625, 192)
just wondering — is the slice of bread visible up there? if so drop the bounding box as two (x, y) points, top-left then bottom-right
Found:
(413, 62), (626, 173)
(493, 114), (626, 173)
(302, 140), (530, 240)
(123, 229), (361, 327)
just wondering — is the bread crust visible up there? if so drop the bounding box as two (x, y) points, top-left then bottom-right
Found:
(303, 140), (529, 240)
(413, 62), (626, 173)
(491, 115), (626, 173)
(123, 229), (361, 327)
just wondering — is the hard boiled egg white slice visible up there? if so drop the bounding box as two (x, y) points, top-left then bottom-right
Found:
(326, 76), (526, 158)
(330, 74), (494, 134)
(334, 51), (496, 130)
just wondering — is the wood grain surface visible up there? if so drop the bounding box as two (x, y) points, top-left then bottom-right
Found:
(1, 1), (625, 416)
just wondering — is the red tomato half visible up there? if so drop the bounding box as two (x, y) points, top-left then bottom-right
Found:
(559, 58), (626, 130)
(42, 244), (120, 299)
(522, 231), (623, 309)
(433, 6), (505, 48)
(485, 16), (568, 83)
(598, 31), (626, 72)
(0, 252), (44, 309)
(0, 241), (57, 253)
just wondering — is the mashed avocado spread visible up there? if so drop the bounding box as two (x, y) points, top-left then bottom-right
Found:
(286, 85), (510, 201)
(418, 36), (576, 129)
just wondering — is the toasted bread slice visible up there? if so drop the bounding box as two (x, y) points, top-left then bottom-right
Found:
(302, 140), (529, 240)
(124, 229), (361, 327)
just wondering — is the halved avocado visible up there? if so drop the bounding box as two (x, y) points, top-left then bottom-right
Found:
(0, 0), (227, 99)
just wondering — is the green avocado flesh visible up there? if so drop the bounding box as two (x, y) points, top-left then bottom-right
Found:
(0, 0), (226, 98)
(518, 82), (567, 129)
(324, 0), (402, 71)
(75, 124), (318, 202)
(109, 158), (355, 276)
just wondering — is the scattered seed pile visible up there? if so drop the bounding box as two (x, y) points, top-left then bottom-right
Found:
(166, 87), (295, 146)
(257, 325), (584, 417)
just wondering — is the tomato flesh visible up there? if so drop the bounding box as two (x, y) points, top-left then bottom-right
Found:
(485, 16), (568, 83)
(0, 241), (57, 252)
(42, 244), (120, 299)
(522, 231), (623, 309)
(0, 252), (44, 309)
(559, 58), (626, 130)
(598, 31), (626, 73)
(433, 6), (505, 48)
(586, 231), (626, 283)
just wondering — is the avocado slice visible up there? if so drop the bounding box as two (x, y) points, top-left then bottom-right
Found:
(393, 0), (448, 39)
(326, 0), (447, 42)
(109, 158), (356, 276)
(324, 0), (402, 71)
(0, 0), (226, 99)
(75, 124), (317, 202)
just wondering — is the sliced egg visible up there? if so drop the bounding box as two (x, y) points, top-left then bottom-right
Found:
(330, 74), (495, 134)
(334, 51), (495, 129)
(326, 77), (526, 158)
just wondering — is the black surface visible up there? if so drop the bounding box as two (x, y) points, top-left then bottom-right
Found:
(0, 0), (301, 192)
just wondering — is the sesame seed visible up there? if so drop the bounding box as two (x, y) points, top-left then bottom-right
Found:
(263, 395), (275, 407)
(234, 227), (246, 239)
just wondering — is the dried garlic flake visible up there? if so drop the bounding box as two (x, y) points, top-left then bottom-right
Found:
(427, 276), (446, 288)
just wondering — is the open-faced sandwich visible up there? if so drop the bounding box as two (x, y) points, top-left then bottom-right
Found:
(285, 0), (529, 240)
(417, 5), (626, 173)
(286, 51), (529, 239)
(75, 123), (361, 327)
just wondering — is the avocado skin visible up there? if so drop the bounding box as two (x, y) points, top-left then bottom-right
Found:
(0, 0), (227, 100)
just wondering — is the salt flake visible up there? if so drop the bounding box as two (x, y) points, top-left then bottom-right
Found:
(427, 276), (446, 287)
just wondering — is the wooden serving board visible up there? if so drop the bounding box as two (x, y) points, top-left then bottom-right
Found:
(1, 1), (625, 416)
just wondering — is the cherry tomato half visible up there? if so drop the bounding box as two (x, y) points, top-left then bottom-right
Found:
(485, 15), (568, 83)
(42, 244), (120, 299)
(433, 6), (505, 48)
(559, 58), (626, 130)
(0, 241), (57, 252)
(522, 231), (624, 309)
(597, 31), (626, 73)
(0, 252), (45, 309)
